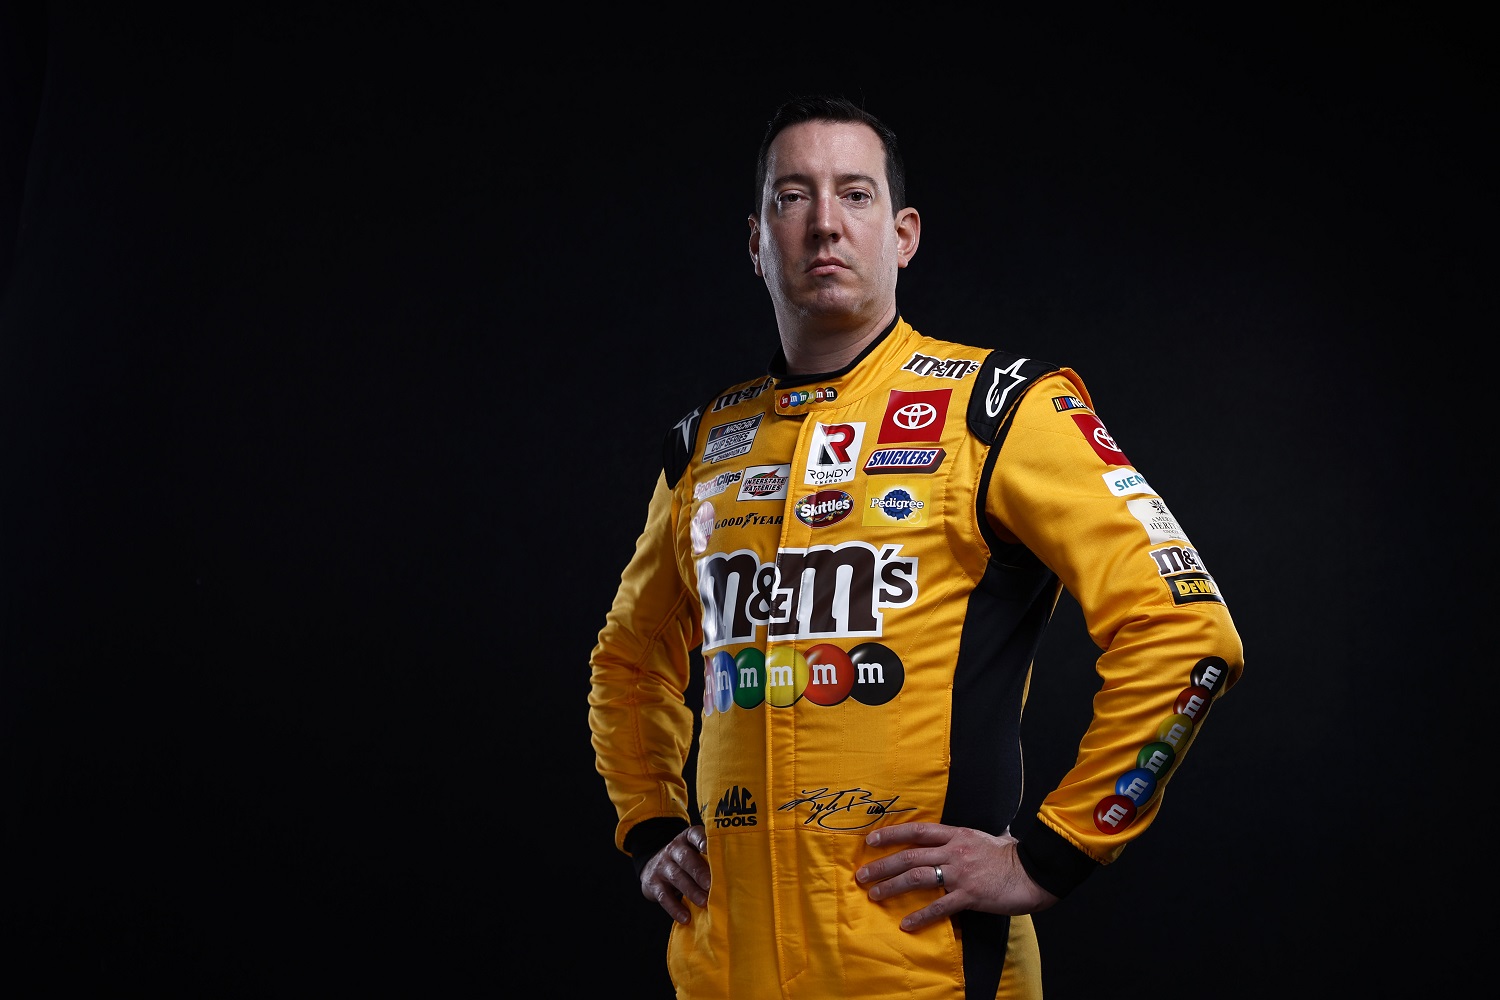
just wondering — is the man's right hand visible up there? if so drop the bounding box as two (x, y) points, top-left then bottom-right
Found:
(640, 824), (710, 924)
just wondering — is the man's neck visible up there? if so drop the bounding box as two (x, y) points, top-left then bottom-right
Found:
(778, 310), (895, 376)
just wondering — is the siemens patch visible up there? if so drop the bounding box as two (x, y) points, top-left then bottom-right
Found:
(1103, 469), (1155, 498)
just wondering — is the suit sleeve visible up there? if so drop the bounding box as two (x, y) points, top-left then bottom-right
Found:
(588, 471), (704, 857)
(985, 370), (1245, 896)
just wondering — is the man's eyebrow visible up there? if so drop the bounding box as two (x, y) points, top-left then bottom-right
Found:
(771, 171), (881, 190)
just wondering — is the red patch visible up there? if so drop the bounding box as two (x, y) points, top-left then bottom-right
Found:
(878, 389), (951, 443)
(1070, 413), (1130, 465)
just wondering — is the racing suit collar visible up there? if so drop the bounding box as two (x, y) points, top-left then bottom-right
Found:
(768, 314), (915, 416)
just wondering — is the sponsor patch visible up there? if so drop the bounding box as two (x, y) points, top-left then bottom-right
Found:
(737, 464), (790, 500)
(794, 490), (855, 528)
(711, 785), (758, 828)
(1052, 394), (1090, 412)
(1148, 545), (1223, 605)
(694, 469), (744, 500)
(667, 405), (706, 484)
(1090, 655), (1233, 835)
(690, 500), (715, 554)
(712, 512), (784, 531)
(1165, 571), (1224, 605)
(901, 351), (980, 379)
(863, 446), (944, 475)
(1147, 544), (1206, 576)
(1070, 412), (1130, 465)
(696, 543), (917, 649)
(864, 482), (930, 526)
(980, 357), (1030, 424)
(779, 386), (838, 408)
(712, 376), (774, 412)
(1193, 656), (1230, 695)
(878, 389), (951, 443)
(1126, 497), (1189, 544)
(704, 413), (763, 464)
(804, 421), (866, 486)
(1102, 468), (1155, 498)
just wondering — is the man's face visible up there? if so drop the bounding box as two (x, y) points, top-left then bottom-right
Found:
(749, 120), (917, 332)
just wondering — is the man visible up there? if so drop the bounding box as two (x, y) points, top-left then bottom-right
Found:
(588, 94), (1244, 999)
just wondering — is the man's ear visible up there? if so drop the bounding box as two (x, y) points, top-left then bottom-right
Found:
(748, 213), (763, 276)
(895, 207), (921, 269)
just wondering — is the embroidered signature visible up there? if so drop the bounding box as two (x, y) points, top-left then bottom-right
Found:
(777, 787), (916, 831)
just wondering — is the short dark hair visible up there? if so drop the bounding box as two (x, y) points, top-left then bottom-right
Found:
(753, 95), (907, 216)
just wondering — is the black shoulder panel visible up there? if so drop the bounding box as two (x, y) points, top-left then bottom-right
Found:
(662, 403), (706, 488)
(966, 351), (1061, 446)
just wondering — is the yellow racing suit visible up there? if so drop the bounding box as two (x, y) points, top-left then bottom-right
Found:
(589, 317), (1244, 999)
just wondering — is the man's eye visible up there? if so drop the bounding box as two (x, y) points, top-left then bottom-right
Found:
(847, 191), (870, 204)
(778, 192), (804, 205)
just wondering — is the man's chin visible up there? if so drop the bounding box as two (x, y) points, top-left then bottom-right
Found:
(794, 289), (861, 318)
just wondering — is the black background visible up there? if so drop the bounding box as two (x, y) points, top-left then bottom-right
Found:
(1, 5), (1487, 997)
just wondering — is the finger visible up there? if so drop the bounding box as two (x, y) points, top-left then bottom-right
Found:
(865, 821), (950, 848)
(646, 876), (694, 925)
(897, 898), (952, 932)
(669, 841), (712, 897)
(856, 845), (938, 885)
(864, 863), (944, 901)
(679, 863), (711, 902)
(662, 854), (711, 906)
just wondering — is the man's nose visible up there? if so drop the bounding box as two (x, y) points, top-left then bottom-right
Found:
(811, 194), (841, 239)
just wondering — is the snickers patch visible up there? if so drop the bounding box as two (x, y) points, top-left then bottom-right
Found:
(863, 446), (945, 475)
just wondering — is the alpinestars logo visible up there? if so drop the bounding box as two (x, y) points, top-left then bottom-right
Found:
(714, 786), (758, 828)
